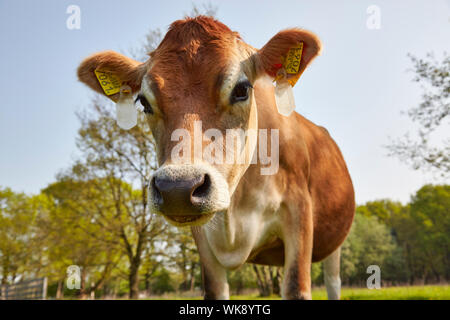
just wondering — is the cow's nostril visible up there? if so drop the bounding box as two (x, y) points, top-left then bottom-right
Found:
(151, 172), (213, 214)
(192, 174), (211, 200)
(151, 176), (163, 205)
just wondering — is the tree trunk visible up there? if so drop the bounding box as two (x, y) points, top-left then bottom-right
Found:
(262, 267), (272, 295)
(56, 280), (64, 299)
(189, 262), (196, 291)
(1, 258), (9, 285)
(253, 265), (272, 297)
(144, 272), (151, 297)
(77, 267), (89, 300)
(236, 277), (243, 295)
(123, 229), (144, 299)
(129, 261), (140, 299)
(271, 267), (282, 296)
(1, 272), (7, 285)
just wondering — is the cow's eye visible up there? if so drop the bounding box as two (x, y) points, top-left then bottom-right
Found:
(230, 80), (252, 104)
(135, 94), (153, 114)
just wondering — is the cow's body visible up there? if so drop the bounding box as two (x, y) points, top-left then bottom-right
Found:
(77, 16), (355, 300)
(192, 77), (354, 299)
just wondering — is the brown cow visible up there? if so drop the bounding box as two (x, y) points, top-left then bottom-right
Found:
(77, 16), (355, 300)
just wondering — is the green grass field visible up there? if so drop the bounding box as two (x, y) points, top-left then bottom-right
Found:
(148, 285), (450, 300)
(310, 285), (450, 300)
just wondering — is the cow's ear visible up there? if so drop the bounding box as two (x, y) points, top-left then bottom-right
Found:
(256, 29), (322, 81)
(77, 50), (147, 102)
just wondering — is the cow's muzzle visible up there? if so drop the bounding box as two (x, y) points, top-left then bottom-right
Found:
(149, 164), (230, 226)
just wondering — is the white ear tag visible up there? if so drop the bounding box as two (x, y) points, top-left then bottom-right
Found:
(116, 85), (137, 130)
(273, 42), (303, 116)
(274, 80), (296, 117)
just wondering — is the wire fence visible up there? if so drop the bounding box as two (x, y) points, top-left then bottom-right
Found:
(0, 277), (47, 300)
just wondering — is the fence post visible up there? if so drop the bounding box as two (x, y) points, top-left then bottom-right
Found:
(42, 277), (48, 300)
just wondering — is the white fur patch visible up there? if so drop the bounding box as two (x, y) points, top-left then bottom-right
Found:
(140, 76), (158, 109)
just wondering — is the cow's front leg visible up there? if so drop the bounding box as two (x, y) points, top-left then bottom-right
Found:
(281, 199), (313, 300)
(200, 260), (229, 300)
(191, 226), (230, 300)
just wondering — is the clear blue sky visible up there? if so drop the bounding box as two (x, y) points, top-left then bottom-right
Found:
(0, 0), (449, 204)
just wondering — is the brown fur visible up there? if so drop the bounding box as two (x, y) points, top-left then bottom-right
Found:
(258, 28), (322, 77)
(77, 51), (147, 102)
(248, 87), (355, 263)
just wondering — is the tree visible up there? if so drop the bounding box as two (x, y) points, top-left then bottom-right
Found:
(352, 188), (450, 285)
(150, 268), (175, 295)
(41, 179), (123, 299)
(408, 185), (450, 282)
(140, 238), (166, 297)
(340, 213), (397, 285)
(250, 265), (282, 297)
(186, 2), (218, 18)
(387, 53), (449, 178)
(56, 155), (167, 299)
(166, 227), (200, 292)
(356, 200), (411, 284)
(227, 264), (258, 295)
(0, 188), (37, 286)
(357, 199), (404, 227)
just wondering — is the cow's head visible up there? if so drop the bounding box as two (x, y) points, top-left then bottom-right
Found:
(77, 16), (321, 227)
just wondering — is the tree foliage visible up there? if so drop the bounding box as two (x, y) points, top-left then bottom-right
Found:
(350, 186), (450, 285)
(387, 53), (450, 177)
(0, 188), (37, 285)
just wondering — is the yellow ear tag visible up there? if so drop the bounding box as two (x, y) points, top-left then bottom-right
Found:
(94, 70), (122, 96)
(284, 42), (303, 86)
(116, 85), (137, 130)
(273, 42), (303, 116)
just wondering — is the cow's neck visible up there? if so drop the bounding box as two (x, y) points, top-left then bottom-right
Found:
(202, 78), (293, 269)
(203, 164), (281, 269)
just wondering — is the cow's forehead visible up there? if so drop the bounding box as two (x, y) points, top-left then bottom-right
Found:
(140, 16), (257, 115)
(148, 42), (235, 84)
(155, 16), (239, 52)
(149, 37), (239, 82)
(146, 17), (251, 87)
